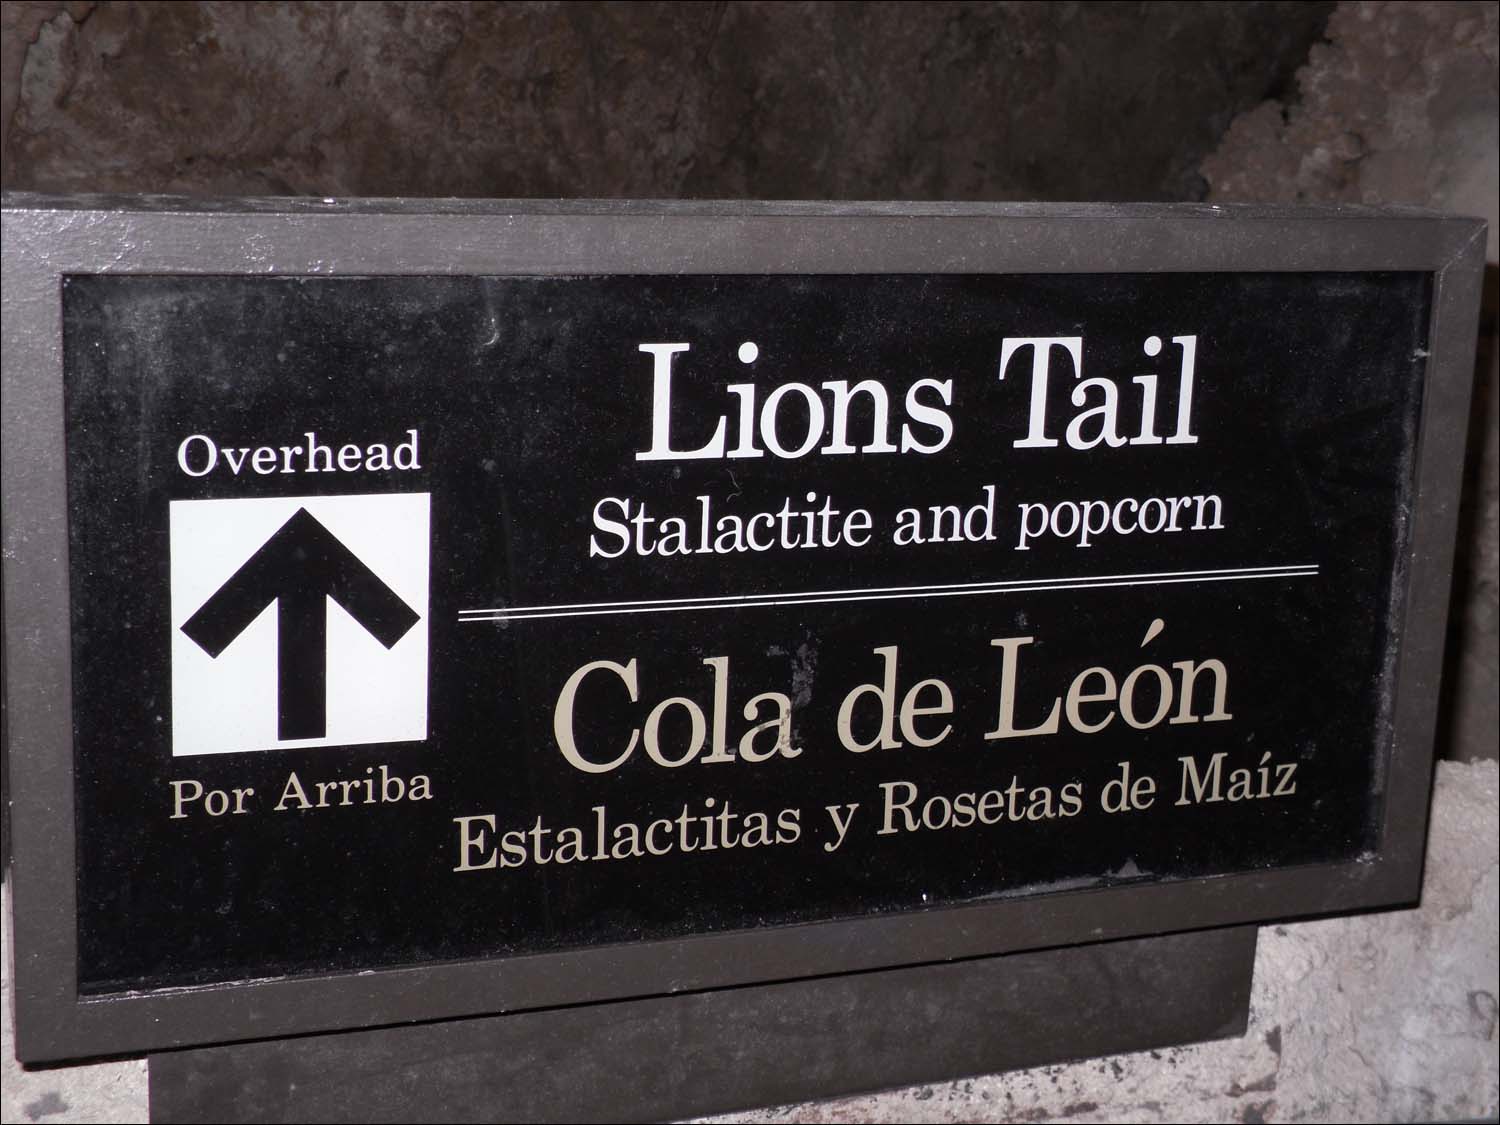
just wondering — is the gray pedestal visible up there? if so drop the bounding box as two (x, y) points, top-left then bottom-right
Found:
(148, 925), (1256, 1124)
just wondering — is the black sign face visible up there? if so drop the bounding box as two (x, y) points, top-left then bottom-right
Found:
(60, 270), (1428, 994)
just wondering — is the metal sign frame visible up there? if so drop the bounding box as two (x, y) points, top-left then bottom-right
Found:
(1, 197), (1485, 1063)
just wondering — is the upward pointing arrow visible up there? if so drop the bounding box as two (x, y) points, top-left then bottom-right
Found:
(181, 508), (420, 741)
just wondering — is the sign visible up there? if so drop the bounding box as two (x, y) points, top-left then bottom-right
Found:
(171, 493), (429, 752)
(2, 200), (1485, 1064)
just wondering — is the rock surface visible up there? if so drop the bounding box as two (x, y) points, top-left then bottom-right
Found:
(1201, 2), (1498, 241)
(3, 2), (1330, 201)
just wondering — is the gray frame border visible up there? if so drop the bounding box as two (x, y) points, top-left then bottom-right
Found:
(2, 196), (1487, 1063)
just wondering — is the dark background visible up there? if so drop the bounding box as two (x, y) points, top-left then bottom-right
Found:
(64, 271), (1427, 991)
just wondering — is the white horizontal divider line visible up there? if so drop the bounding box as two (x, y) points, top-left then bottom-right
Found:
(458, 563), (1319, 623)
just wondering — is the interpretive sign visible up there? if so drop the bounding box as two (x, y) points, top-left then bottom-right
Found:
(2, 199), (1485, 1064)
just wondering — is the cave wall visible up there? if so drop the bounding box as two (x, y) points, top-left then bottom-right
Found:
(3, 1), (1330, 200)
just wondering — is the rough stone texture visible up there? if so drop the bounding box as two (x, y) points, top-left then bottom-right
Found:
(4, 759), (1494, 1123)
(0, 896), (148, 1125)
(1201, 1), (1498, 243)
(1, 2), (1332, 201)
(1449, 303), (1500, 763)
(1202, 0), (1500, 765)
(696, 761), (1500, 1122)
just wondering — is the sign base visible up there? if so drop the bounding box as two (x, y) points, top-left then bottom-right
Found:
(148, 925), (1256, 1124)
